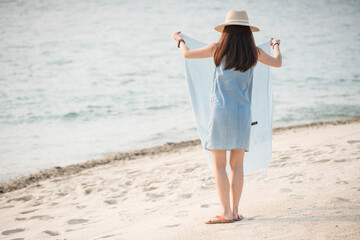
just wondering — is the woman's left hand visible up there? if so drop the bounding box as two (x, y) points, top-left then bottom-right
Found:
(173, 31), (183, 41)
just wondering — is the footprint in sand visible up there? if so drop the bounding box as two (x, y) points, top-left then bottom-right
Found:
(29, 215), (53, 220)
(43, 230), (59, 236)
(176, 210), (189, 218)
(57, 192), (68, 197)
(334, 159), (347, 163)
(49, 202), (59, 206)
(325, 144), (336, 147)
(0, 205), (14, 209)
(6, 195), (33, 203)
(335, 180), (349, 185)
(347, 140), (360, 144)
(20, 209), (38, 214)
(94, 234), (118, 239)
(313, 159), (330, 163)
(280, 188), (292, 192)
(280, 155), (291, 160)
(179, 193), (192, 199)
(288, 173), (303, 180)
(200, 204), (209, 208)
(110, 188), (120, 192)
(302, 152), (312, 158)
(146, 193), (165, 200)
(67, 219), (88, 225)
(336, 197), (350, 202)
(104, 199), (118, 205)
(76, 205), (87, 209)
(200, 184), (212, 190)
(110, 194), (125, 199)
(143, 186), (158, 192)
(85, 187), (98, 195)
(167, 181), (181, 190)
(1, 228), (25, 236)
(183, 167), (196, 173)
(31, 202), (42, 207)
(127, 170), (142, 175)
(51, 178), (62, 183)
(290, 194), (305, 200)
(164, 223), (181, 228)
(312, 150), (323, 156)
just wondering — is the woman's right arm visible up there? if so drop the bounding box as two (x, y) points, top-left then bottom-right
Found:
(258, 38), (282, 67)
(173, 31), (216, 59)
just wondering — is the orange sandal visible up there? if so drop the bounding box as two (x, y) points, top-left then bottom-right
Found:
(205, 215), (234, 224)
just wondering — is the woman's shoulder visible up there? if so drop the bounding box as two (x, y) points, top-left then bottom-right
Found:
(209, 42), (218, 53)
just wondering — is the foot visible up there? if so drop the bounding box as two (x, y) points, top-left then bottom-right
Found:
(233, 213), (243, 221)
(205, 214), (234, 224)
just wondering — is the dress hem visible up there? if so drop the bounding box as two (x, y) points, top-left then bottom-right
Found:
(203, 146), (249, 152)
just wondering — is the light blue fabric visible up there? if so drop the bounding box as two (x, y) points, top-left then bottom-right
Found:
(204, 56), (254, 151)
(180, 34), (273, 177)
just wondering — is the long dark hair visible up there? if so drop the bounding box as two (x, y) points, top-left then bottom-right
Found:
(213, 25), (259, 72)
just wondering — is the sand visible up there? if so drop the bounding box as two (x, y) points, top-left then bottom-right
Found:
(0, 118), (359, 239)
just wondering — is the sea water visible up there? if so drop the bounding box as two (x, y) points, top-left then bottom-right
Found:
(0, 0), (359, 182)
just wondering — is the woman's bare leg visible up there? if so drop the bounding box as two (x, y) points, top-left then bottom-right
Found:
(229, 149), (245, 219)
(210, 150), (233, 220)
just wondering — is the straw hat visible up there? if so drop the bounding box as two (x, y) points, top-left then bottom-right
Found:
(214, 10), (260, 32)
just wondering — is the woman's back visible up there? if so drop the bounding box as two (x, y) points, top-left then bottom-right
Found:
(212, 57), (254, 108)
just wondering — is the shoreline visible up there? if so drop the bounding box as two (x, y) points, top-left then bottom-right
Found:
(1, 116), (359, 194)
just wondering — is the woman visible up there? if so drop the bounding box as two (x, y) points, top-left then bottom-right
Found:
(173, 10), (282, 224)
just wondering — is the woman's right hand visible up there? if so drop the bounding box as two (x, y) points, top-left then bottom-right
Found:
(270, 37), (280, 47)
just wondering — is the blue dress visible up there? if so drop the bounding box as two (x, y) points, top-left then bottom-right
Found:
(204, 57), (254, 152)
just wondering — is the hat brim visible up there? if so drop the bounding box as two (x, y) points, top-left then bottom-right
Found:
(214, 23), (260, 32)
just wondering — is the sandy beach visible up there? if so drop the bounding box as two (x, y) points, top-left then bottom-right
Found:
(0, 118), (359, 239)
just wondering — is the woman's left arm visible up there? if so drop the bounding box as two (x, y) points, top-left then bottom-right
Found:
(173, 31), (216, 59)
